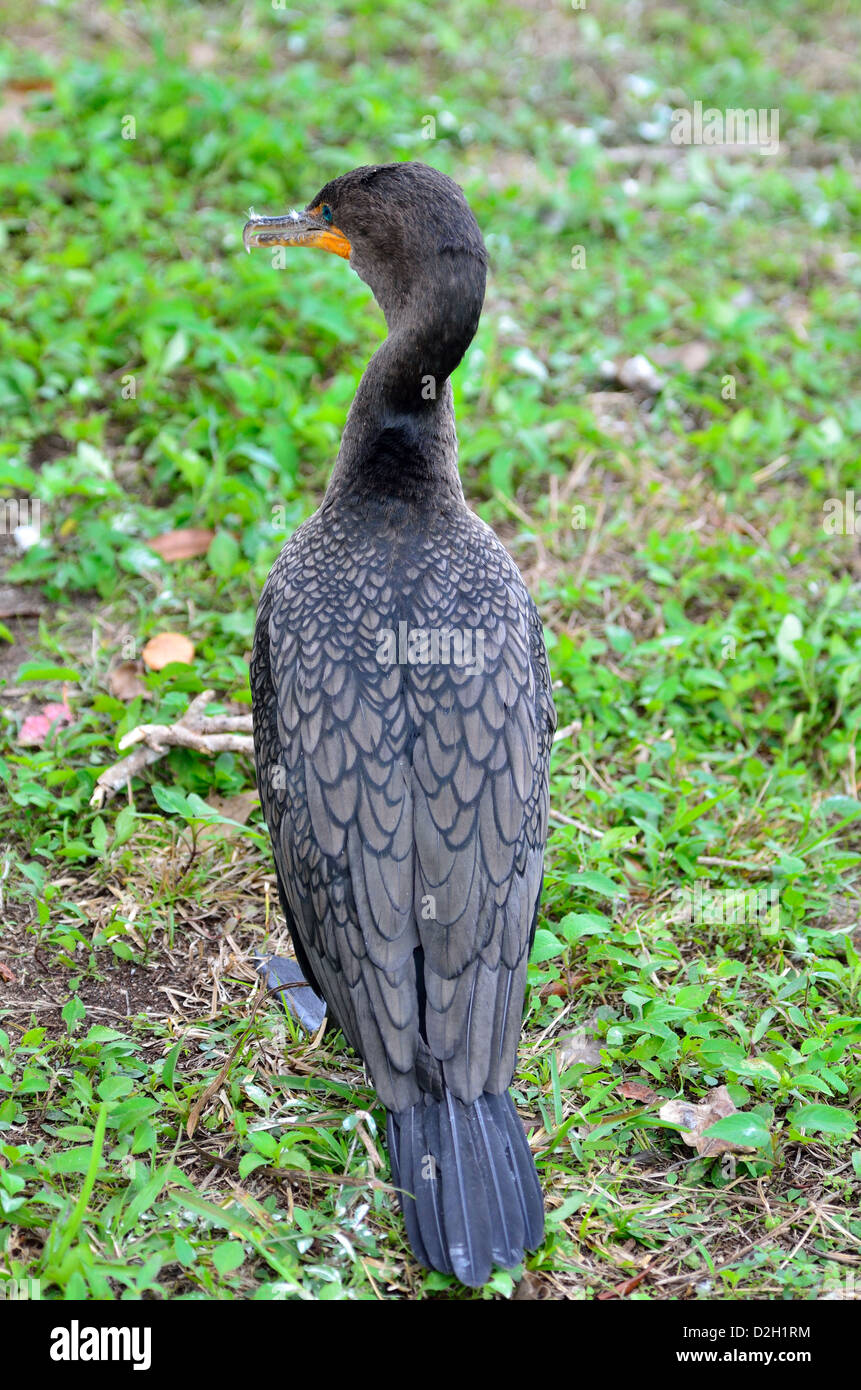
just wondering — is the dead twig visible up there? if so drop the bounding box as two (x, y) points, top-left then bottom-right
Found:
(90, 690), (254, 807)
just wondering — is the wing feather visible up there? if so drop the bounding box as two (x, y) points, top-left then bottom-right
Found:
(251, 500), (555, 1111)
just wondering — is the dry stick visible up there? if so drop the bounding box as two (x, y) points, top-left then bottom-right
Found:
(91, 688), (214, 806)
(90, 690), (253, 806)
(89, 742), (167, 807)
(695, 855), (772, 875)
(548, 807), (602, 838)
(120, 725), (253, 755)
(777, 1210), (820, 1270)
(811, 1202), (861, 1249)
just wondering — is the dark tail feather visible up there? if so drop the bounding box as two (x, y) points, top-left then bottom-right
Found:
(387, 1089), (543, 1287)
(388, 1102), (450, 1274)
(483, 1090), (544, 1249)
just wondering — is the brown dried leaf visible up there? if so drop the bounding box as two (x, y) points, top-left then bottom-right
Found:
(616, 1080), (658, 1104)
(108, 661), (147, 701)
(540, 981), (568, 1001)
(6, 78), (54, 93)
(597, 1267), (651, 1300)
(147, 528), (215, 562)
(539, 970), (587, 1002)
(142, 632), (195, 670)
(659, 1084), (739, 1157)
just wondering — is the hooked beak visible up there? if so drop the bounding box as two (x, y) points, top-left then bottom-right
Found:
(242, 206), (352, 260)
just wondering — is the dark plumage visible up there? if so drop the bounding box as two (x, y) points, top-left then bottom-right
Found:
(245, 163), (555, 1286)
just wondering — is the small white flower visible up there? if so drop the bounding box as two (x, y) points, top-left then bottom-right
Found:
(512, 348), (548, 382)
(624, 74), (655, 99)
(13, 525), (39, 551)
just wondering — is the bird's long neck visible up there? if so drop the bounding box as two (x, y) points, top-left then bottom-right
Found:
(327, 254), (485, 508)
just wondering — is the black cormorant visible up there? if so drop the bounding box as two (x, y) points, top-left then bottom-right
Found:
(244, 163), (555, 1287)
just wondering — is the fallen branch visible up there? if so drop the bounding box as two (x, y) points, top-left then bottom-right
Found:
(119, 722), (253, 755)
(90, 690), (254, 807)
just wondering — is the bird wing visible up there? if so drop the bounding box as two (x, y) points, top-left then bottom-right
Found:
(406, 515), (555, 1099)
(251, 505), (554, 1112)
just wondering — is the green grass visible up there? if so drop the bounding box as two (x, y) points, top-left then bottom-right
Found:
(1, 0), (860, 1300)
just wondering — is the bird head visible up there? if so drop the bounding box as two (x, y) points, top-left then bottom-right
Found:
(243, 162), (487, 329)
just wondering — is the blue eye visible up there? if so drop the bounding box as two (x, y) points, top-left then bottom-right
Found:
(321, 204), (333, 224)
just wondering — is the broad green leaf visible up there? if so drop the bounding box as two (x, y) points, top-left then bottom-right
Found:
(569, 870), (627, 898)
(791, 1105), (856, 1137)
(530, 928), (564, 963)
(704, 1113), (771, 1149)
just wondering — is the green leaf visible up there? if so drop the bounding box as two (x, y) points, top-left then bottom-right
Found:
(162, 1042), (182, 1091)
(62, 997), (86, 1034)
(703, 1113), (771, 1149)
(174, 1235), (196, 1266)
(530, 928), (564, 964)
(113, 806), (139, 848)
(569, 870), (627, 898)
(47, 1146), (101, 1175)
(91, 816), (108, 856)
(160, 330), (189, 375)
(791, 1104), (856, 1137)
(16, 662), (80, 682)
(249, 1130), (278, 1158)
(212, 1241), (245, 1275)
(732, 1058), (781, 1084)
(673, 792), (729, 830)
(82, 1023), (124, 1045)
(151, 784), (192, 817)
(207, 531), (241, 578)
(239, 1153), (269, 1179)
(98, 1075), (134, 1101)
(119, 1167), (172, 1236)
(559, 911), (611, 942)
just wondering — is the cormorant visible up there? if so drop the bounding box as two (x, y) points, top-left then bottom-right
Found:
(244, 163), (555, 1287)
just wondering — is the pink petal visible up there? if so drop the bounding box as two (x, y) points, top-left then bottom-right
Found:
(18, 701), (73, 747)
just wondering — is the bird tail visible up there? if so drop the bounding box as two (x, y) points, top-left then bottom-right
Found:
(386, 1089), (543, 1287)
